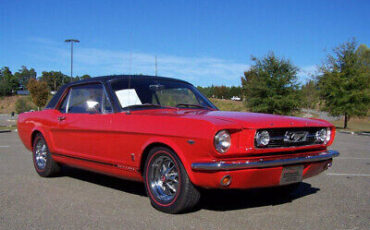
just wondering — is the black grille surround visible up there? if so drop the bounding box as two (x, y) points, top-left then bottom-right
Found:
(255, 127), (326, 148)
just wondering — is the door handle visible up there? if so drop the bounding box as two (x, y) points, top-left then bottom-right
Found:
(57, 116), (66, 121)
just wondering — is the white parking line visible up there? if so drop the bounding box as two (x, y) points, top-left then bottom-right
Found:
(327, 173), (370, 177)
(0, 146), (10, 148)
(337, 157), (370, 160)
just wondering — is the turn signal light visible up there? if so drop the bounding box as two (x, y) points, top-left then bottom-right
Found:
(220, 175), (232, 186)
(324, 162), (332, 170)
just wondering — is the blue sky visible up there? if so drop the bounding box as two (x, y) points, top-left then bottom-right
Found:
(1, 0), (369, 86)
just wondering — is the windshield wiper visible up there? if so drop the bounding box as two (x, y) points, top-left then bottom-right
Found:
(124, 103), (211, 110)
(175, 103), (211, 110)
(123, 103), (177, 110)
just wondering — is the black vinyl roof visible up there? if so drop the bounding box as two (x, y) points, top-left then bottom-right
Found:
(67, 74), (190, 86)
(45, 75), (191, 109)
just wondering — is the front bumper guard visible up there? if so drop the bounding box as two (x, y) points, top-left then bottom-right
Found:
(191, 150), (340, 171)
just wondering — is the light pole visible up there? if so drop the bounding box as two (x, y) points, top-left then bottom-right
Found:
(64, 39), (80, 83)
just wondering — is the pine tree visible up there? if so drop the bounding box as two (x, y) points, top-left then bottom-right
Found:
(318, 40), (370, 129)
(241, 53), (301, 115)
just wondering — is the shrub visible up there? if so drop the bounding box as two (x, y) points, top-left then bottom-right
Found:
(15, 97), (36, 114)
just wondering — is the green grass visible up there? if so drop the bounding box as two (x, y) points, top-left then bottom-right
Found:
(331, 118), (370, 132)
(210, 98), (248, 112)
(0, 125), (17, 131)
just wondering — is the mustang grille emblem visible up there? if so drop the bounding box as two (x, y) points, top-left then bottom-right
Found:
(284, 131), (308, 143)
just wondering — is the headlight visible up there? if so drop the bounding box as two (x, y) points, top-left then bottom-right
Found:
(315, 128), (331, 144)
(255, 130), (270, 147)
(214, 130), (231, 153)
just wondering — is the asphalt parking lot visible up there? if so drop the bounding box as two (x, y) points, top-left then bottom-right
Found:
(0, 132), (369, 230)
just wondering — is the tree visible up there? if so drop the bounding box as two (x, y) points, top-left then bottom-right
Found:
(241, 53), (300, 115)
(229, 86), (242, 98)
(14, 66), (36, 89)
(197, 85), (242, 99)
(300, 80), (320, 109)
(27, 78), (50, 110)
(356, 44), (370, 67)
(197, 86), (210, 97)
(40, 71), (69, 91)
(72, 74), (91, 82)
(0, 67), (19, 96)
(214, 86), (228, 99)
(318, 40), (370, 129)
(80, 74), (91, 80)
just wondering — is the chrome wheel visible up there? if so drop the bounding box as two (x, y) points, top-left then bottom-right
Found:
(144, 147), (201, 213)
(35, 139), (48, 170)
(148, 155), (179, 203)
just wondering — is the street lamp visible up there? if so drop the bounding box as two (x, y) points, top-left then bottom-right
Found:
(64, 39), (80, 82)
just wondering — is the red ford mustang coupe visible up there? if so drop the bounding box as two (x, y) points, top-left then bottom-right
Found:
(18, 75), (339, 213)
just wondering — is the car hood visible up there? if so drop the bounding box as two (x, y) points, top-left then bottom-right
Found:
(134, 109), (332, 129)
(197, 111), (330, 128)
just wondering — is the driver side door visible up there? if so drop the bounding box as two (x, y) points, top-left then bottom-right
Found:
(52, 83), (115, 164)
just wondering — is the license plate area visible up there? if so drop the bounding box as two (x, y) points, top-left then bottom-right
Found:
(280, 165), (303, 185)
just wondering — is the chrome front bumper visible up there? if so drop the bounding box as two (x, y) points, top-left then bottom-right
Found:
(191, 150), (339, 171)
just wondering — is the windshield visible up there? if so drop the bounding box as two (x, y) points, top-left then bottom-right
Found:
(110, 77), (217, 110)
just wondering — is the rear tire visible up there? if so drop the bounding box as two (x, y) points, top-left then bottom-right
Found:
(143, 147), (200, 213)
(32, 133), (60, 177)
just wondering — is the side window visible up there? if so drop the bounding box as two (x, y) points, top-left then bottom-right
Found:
(59, 84), (113, 114)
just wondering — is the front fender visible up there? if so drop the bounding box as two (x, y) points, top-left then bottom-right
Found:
(140, 136), (209, 184)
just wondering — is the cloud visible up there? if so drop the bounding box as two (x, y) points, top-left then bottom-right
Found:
(29, 38), (250, 86)
(27, 37), (318, 86)
(297, 65), (319, 84)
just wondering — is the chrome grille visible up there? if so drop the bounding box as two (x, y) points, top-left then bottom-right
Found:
(255, 127), (323, 148)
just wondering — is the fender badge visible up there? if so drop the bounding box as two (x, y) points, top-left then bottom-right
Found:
(187, 140), (195, 145)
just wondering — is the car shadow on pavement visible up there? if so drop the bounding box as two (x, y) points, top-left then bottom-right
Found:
(196, 183), (319, 212)
(60, 166), (319, 213)
(61, 166), (147, 197)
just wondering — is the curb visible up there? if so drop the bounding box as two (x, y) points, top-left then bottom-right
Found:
(338, 131), (355, 135)
(338, 131), (370, 136)
(0, 129), (11, 133)
(357, 132), (370, 136)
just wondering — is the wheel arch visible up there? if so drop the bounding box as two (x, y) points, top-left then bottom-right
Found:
(140, 143), (171, 172)
(139, 139), (195, 183)
(30, 128), (53, 152)
(31, 130), (42, 146)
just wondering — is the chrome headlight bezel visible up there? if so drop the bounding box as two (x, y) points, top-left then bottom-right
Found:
(315, 128), (331, 144)
(255, 130), (270, 147)
(214, 130), (231, 153)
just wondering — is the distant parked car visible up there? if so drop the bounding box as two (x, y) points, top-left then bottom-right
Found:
(16, 90), (30, 95)
(17, 75), (339, 213)
(231, 96), (241, 101)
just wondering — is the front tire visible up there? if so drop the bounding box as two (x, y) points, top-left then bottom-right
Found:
(32, 133), (60, 177)
(143, 147), (200, 213)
